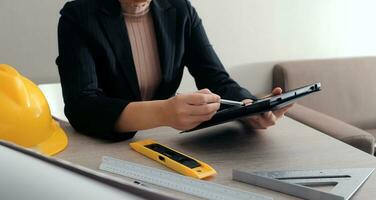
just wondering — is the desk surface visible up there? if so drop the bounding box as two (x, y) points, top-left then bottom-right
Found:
(56, 117), (376, 200)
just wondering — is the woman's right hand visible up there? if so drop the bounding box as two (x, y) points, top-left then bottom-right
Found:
(163, 89), (221, 131)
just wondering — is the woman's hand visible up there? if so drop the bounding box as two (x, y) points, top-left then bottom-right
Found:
(240, 87), (293, 129)
(163, 89), (220, 130)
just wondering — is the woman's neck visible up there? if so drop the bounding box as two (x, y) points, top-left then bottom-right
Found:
(119, 0), (152, 17)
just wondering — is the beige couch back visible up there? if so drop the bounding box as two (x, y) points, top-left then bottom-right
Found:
(273, 57), (376, 129)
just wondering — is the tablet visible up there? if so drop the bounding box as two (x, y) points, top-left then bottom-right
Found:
(184, 82), (321, 132)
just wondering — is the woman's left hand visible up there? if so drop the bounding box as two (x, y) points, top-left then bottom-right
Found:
(240, 87), (293, 129)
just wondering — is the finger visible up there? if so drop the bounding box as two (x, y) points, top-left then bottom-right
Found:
(242, 118), (259, 129)
(197, 88), (212, 94)
(185, 93), (220, 105)
(260, 112), (277, 126)
(197, 89), (221, 102)
(244, 115), (268, 129)
(272, 87), (283, 95)
(242, 99), (253, 106)
(248, 112), (276, 128)
(250, 118), (268, 129)
(188, 102), (220, 116)
(273, 104), (293, 118)
(262, 111), (273, 119)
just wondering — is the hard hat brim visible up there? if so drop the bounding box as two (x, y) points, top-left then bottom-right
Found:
(35, 120), (68, 156)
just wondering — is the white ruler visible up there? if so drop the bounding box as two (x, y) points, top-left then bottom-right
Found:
(100, 156), (272, 200)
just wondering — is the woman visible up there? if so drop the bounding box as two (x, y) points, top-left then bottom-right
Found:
(56, 0), (291, 140)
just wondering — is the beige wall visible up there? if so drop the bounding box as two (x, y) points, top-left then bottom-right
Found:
(186, 0), (376, 94)
(0, 0), (66, 83)
(1, 0), (376, 94)
(192, 0), (376, 66)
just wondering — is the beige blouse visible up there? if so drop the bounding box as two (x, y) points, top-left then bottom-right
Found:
(120, 1), (162, 101)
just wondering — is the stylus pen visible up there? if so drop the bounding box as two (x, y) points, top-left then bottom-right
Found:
(176, 93), (245, 106)
(220, 99), (245, 106)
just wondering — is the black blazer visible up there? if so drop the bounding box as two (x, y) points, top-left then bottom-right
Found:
(57, 0), (256, 140)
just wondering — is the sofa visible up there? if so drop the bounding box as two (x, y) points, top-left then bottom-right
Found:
(273, 57), (376, 155)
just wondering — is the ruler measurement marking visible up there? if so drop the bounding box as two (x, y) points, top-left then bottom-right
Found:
(101, 163), (239, 200)
(100, 156), (272, 200)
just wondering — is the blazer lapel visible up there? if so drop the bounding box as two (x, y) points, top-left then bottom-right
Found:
(98, 0), (141, 100)
(151, 0), (176, 98)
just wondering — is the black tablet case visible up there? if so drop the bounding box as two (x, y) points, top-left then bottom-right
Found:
(184, 83), (321, 132)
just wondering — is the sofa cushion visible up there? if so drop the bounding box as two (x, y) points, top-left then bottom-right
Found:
(366, 129), (376, 138)
(288, 104), (374, 154)
(274, 57), (376, 130)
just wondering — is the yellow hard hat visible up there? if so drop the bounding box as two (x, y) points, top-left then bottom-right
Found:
(0, 64), (68, 156)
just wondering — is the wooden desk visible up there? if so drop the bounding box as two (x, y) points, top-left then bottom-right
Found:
(56, 117), (376, 200)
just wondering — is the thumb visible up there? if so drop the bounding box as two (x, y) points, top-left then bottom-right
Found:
(272, 87), (283, 95)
